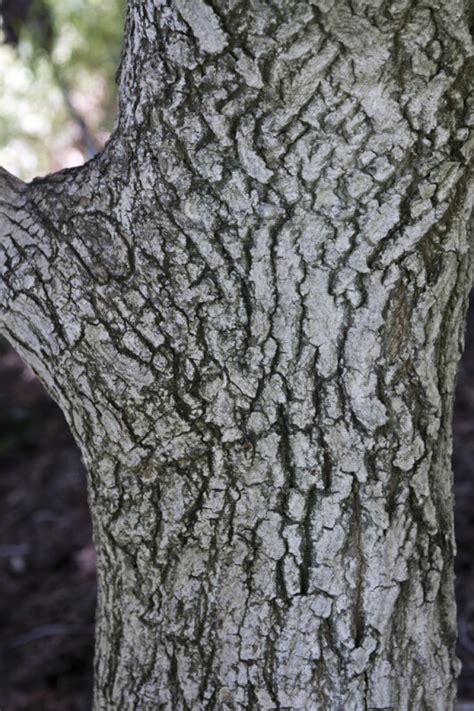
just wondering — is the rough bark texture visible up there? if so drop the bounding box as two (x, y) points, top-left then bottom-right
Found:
(1, 1), (474, 709)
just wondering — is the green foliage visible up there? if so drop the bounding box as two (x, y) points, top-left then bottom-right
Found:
(0, 0), (126, 179)
(17, 0), (126, 88)
(48, 0), (126, 96)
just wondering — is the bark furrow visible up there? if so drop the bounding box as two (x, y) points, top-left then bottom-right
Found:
(1, 1), (474, 709)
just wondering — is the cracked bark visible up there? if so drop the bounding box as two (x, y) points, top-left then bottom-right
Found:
(1, 1), (474, 709)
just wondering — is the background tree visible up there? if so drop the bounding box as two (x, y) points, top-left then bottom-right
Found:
(1, 1), (474, 709)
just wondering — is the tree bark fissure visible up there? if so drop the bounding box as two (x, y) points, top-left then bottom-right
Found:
(1, 1), (474, 709)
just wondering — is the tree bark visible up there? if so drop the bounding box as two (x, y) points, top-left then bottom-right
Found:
(1, 1), (474, 708)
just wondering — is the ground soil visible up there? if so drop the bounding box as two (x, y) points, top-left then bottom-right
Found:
(1, 292), (474, 708)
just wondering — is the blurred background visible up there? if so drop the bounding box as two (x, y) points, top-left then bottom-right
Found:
(0, 2), (474, 709)
(0, 1), (123, 709)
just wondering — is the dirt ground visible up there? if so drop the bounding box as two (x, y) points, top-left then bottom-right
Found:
(1, 292), (474, 708)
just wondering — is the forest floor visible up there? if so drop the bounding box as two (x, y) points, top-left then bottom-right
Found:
(1, 294), (474, 708)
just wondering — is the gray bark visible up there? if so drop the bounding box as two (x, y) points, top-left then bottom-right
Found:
(1, 1), (474, 708)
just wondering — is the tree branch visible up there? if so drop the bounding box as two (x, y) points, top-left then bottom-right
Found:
(0, 165), (69, 375)
(0, 166), (26, 204)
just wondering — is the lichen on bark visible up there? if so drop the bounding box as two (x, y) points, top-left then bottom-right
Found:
(1, 1), (474, 709)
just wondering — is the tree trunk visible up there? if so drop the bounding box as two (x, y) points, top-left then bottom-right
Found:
(1, 1), (474, 708)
